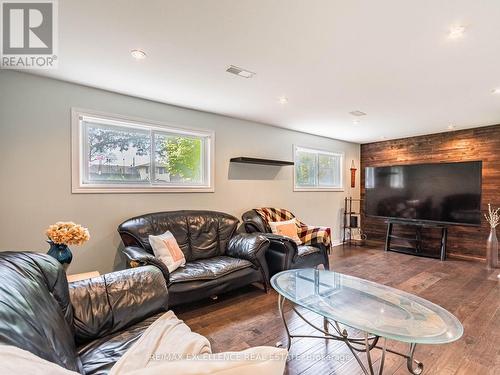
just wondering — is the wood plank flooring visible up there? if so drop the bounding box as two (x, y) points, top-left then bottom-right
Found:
(174, 244), (500, 375)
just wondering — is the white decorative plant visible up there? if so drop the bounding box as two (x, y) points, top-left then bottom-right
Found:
(485, 204), (499, 229)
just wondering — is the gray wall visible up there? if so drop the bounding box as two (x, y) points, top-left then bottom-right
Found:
(0, 71), (360, 274)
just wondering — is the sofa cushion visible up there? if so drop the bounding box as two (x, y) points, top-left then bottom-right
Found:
(169, 256), (253, 284)
(187, 213), (238, 260)
(77, 313), (161, 375)
(297, 245), (320, 257)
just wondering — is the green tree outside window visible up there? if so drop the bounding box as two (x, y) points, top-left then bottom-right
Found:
(162, 137), (202, 182)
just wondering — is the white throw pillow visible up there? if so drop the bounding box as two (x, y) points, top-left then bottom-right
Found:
(149, 231), (186, 273)
(268, 219), (302, 245)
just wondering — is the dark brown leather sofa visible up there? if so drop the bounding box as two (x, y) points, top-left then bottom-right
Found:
(0, 251), (168, 375)
(241, 209), (330, 276)
(118, 210), (270, 306)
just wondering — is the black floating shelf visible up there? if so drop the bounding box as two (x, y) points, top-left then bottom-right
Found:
(230, 157), (294, 166)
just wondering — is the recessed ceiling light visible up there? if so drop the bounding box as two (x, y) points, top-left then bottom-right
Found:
(226, 65), (255, 78)
(350, 110), (367, 117)
(447, 125), (456, 130)
(131, 49), (147, 59)
(492, 88), (500, 95)
(278, 96), (289, 104)
(448, 25), (466, 39)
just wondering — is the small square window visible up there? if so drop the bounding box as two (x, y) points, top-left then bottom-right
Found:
(294, 146), (344, 191)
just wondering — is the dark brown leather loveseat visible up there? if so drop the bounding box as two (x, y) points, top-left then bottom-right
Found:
(118, 210), (270, 306)
(0, 251), (169, 375)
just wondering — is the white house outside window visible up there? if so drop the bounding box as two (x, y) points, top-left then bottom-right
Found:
(294, 146), (344, 191)
(72, 109), (214, 193)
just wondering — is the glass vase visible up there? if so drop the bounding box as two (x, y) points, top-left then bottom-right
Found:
(486, 227), (499, 270)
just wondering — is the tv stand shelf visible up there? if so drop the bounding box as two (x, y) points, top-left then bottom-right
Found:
(389, 234), (419, 242)
(385, 219), (448, 261)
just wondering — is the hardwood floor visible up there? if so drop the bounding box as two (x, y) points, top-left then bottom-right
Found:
(175, 244), (500, 374)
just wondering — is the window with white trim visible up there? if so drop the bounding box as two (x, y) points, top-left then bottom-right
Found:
(72, 109), (214, 193)
(294, 146), (344, 191)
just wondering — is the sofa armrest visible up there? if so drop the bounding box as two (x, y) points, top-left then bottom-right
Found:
(260, 233), (298, 254)
(122, 246), (170, 282)
(298, 225), (332, 254)
(227, 233), (270, 286)
(227, 233), (269, 266)
(69, 266), (168, 345)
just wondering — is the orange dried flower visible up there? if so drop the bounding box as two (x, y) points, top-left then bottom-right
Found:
(45, 222), (90, 246)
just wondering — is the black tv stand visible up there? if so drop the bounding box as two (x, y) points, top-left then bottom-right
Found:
(385, 219), (448, 261)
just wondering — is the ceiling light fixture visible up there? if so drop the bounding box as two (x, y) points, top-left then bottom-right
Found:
(278, 96), (289, 104)
(448, 25), (466, 39)
(349, 110), (367, 117)
(352, 119), (360, 124)
(226, 65), (255, 78)
(492, 88), (500, 95)
(130, 49), (147, 59)
(447, 125), (456, 130)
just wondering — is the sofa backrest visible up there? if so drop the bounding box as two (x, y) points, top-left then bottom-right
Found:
(70, 266), (168, 346)
(0, 252), (81, 372)
(118, 210), (239, 262)
(242, 209), (271, 233)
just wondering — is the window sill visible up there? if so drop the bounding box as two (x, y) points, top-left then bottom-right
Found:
(294, 187), (345, 192)
(72, 185), (215, 194)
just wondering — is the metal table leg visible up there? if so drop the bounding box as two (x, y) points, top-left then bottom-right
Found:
(276, 297), (424, 375)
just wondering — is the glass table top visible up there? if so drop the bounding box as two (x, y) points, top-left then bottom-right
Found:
(271, 269), (463, 344)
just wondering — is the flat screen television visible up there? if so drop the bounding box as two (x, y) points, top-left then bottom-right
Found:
(365, 161), (482, 226)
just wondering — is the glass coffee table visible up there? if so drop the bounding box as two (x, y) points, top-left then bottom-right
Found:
(271, 269), (463, 375)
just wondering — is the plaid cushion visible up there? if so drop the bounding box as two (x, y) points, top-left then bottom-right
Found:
(255, 208), (331, 249)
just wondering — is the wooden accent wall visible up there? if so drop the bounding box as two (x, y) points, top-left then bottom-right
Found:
(360, 124), (500, 260)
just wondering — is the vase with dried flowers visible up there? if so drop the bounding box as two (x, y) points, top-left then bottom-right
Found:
(45, 222), (90, 270)
(484, 204), (499, 270)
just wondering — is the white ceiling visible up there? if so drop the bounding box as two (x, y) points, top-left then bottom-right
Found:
(33, 0), (500, 143)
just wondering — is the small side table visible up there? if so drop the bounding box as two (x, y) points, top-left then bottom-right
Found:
(67, 271), (100, 283)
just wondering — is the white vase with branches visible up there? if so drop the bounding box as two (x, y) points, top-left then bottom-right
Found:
(485, 204), (499, 269)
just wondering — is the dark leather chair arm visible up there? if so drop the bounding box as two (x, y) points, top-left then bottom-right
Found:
(227, 233), (270, 286)
(122, 246), (170, 282)
(69, 266), (168, 345)
(260, 233), (299, 255)
(259, 233), (299, 273)
(227, 233), (270, 266)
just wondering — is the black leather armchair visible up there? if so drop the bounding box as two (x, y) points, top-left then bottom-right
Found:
(0, 251), (168, 375)
(118, 210), (270, 306)
(241, 209), (330, 276)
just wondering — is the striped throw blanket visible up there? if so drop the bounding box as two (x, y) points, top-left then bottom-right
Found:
(255, 207), (331, 249)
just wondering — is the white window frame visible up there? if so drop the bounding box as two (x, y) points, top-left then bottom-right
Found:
(293, 145), (344, 192)
(71, 108), (215, 193)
